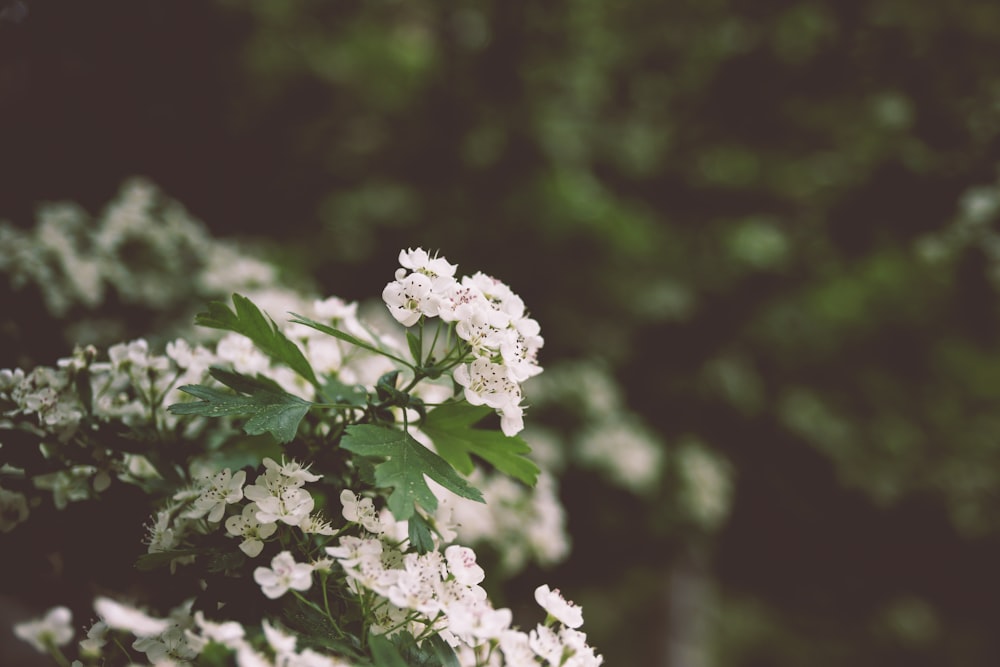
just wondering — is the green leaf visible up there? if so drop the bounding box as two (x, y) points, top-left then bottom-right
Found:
(406, 329), (423, 364)
(288, 313), (412, 367)
(368, 633), (409, 667)
(322, 377), (369, 407)
(206, 549), (246, 573)
(197, 294), (319, 387)
(341, 424), (484, 521)
(407, 512), (435, 554)
(422, 403), (539, 486)
(425, 634), (460, 667)
(168, 368), (313, 443)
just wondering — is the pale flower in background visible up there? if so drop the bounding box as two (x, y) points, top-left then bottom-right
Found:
(93, 597), (170, 637)
(676, 438), (733, 530)
(0, 485), (29, 532)
(576, 416), (664, 495)
(13, 606), (74, 652)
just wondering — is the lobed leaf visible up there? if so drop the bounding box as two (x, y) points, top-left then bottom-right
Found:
(421, 403), (539, 486)
(341, 424), (484, 521)
(407, 512), (435, 554)
(168, 368), (313, 443)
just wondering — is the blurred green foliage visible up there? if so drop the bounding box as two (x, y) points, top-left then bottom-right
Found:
(5, 0), (1000, 664)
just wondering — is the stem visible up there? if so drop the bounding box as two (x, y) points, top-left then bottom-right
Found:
(44, 642), (70, 667)
(428, 321), (443, 358)
(292, 590), (329, 619)
(321, 573), (335, 626)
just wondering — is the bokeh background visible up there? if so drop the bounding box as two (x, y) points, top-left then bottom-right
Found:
(4, 0), (1000, 665)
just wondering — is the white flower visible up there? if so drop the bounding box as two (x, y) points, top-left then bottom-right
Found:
(397, 247), (457, 289)
(298, 513), (337, 536)
(529, 624), (565, 664)
(93, 597), (170, 637)
(498, 630), (537, 667)
(325, 535), (383, 567)
(326, 536), (396, 595)
(385, 551), (447, 615)
(445, 545), (485, 587)
(145, 507), (183, 555)
(182, 468), (246, 522)
(133, 621), (199, 664)
(191, 611), (246, 649)
(14, 606), (74, 652)
(78, 620), (107, 656)
(558, 627), (604, 666)
(262, 456), (321, 485)
(340, 489), (383, 533)
(262, 618), (297, 655)
(383, 272), (438, 326)
(446, 601), (512, 642)
(313, 296), (358, 321)
(254, 551), (313, 599)
(225, 503), (278, 557)
(453, 358), (525, 436)
(534, 584), (584, 628)
(244, 468), (315, 526)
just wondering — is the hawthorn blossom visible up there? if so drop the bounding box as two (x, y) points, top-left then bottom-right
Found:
(244, 466), (315, 526)
(225, 503), (278, 557)
(454, 358), (525, 436)
(498, 630), (537, 666)
(340, 489), (383, 533)
(93, 597), (170, 637)
(385, 550), (448, 615)
(382, 272), (439, 326)
(529, 624), (565, 665)
(298, 513), (337, 536)
(13, 606), (74, 653)
(262, 456), (321, 485)
(78, 620), (108, 656)
(396, 247), (458, 287)
(189, 611), (246, 651)
(558, 627), (604, 666)
(446, 601), (512, 642)
(326, 535), (402, 598)
(130, 599), (199, 665)
(254, 551), (313, 599)
(182, 468), (246, 523)
(445, 545), (485, 587)
(534, 584), (584, 629)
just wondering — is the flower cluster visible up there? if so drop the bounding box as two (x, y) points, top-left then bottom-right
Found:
(0, 178), (278, 319)
(383, 248), (543, 436)
(4, 246), (602, 667)
(323, 506), (602, 666)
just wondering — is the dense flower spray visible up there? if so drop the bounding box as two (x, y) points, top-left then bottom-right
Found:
(3, 247), (601, 667)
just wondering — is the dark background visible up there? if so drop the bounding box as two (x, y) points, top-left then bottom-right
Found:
(4, 0), (1000, 664)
